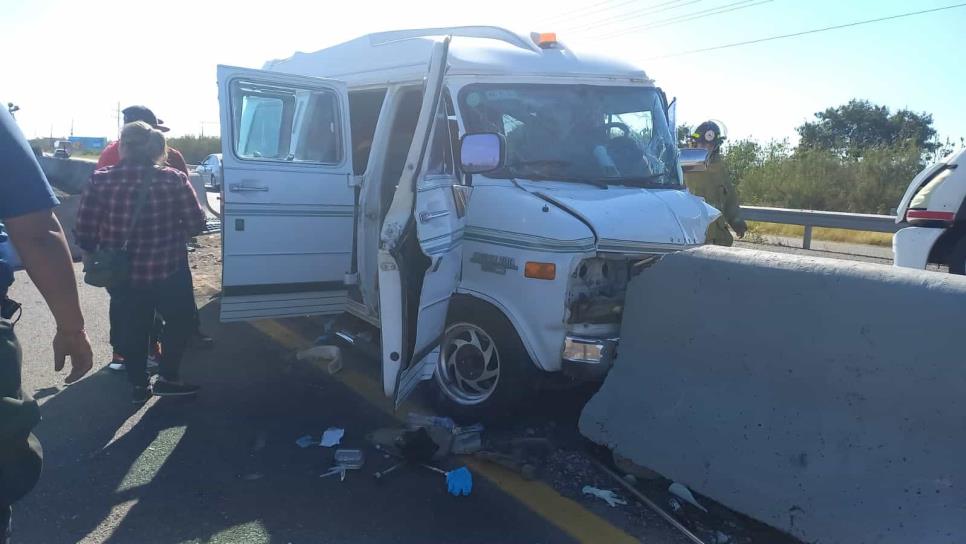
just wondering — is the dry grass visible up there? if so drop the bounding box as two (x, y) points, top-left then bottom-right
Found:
(747, 222), (893, 247)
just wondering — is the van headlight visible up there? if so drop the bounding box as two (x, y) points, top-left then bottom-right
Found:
(563, 337), (617, 364)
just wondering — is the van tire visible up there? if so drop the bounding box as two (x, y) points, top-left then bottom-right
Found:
(432, 297), (535, 423)
(947, 235), (966, 275)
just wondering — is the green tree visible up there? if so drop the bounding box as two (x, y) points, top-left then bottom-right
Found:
(796, 99), (938, 158)
(722, 139), (761, 188)
(166, 135), (221, 164)
(676, 124), (693, 147)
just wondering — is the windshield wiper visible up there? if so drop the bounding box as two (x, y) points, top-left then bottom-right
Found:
(507, 159), (573, 168)
(604, 170), (680, 188)
(522, 174), (609, 189)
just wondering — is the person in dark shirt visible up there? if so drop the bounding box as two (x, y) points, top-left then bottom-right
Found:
(1, 104), (93, 544)
(76, 121), (205, 403)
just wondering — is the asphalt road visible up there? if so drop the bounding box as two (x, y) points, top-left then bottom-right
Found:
(7, 265), (690, 544)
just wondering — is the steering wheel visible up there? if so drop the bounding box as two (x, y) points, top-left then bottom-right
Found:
(603, 122), (631, 139)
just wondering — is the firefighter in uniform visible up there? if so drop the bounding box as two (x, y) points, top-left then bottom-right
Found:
(685, 120), (747, 246)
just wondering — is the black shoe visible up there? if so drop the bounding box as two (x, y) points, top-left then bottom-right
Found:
(152, 379), (200, 397)
(192, 331), (215, 350)
(132, 386), (151, 404)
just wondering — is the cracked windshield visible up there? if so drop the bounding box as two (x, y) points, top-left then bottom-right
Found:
(459, 84), (679, 186)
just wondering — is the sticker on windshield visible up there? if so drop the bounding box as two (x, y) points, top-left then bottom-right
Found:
(465, 92), (482, 108)
(484, 90), (519, 101)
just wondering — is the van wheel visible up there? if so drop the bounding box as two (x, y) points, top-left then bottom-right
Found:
(948, 235), (966, 275)
(432, 298), (534, 422)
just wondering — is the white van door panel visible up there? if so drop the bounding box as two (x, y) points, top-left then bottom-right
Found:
(217, 65), (354, 321)
(378, 39), (461, 408)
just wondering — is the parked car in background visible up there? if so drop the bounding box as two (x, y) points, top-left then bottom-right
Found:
(894, 148), (966, 274)
(197, 153), (223, 190)
(53, 139), (72, 158)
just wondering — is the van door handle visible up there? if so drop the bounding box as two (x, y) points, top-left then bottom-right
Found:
(229, 184), (269, 192)
(418, 210), (450, 223)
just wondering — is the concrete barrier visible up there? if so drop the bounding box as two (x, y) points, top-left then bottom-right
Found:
(0, 191), (83, 266)
(38, 156), (96, 194)
(579, 246), (966, 544)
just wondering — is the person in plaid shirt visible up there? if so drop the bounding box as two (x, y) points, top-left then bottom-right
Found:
(96, 107), (214, 374)
(75, 121), (205, 402)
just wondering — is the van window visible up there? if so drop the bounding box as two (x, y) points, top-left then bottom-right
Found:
(230, 79), (342, 164)
(459, 84), (679, 187)
(426, 94), (455, 175)
(380, 89), (424, 216)
(348, 89), (387, 174)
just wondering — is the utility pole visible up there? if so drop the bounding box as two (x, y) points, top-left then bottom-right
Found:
(70, 118), (74, 137)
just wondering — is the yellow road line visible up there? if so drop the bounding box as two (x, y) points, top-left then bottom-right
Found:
(250, 319), (638, 544)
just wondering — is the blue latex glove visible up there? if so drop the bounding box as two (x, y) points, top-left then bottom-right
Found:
(446, 467), (473, 496)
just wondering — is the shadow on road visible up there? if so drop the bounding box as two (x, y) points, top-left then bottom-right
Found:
(15, 300), (569, 544)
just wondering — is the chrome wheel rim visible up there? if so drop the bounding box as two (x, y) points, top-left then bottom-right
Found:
(436, 322), (500, 405)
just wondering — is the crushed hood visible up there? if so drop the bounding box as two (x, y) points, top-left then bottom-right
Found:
(518, 180), (721, 253)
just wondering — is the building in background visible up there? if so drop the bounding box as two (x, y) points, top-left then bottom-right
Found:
(67, 136), (108, 152)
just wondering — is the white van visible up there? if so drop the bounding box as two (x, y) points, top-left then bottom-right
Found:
(215, 27), (718, 419)
(893, 148), (966, 274)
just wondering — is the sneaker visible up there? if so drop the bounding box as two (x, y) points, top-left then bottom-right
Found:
(108, 353), (126, 372)
(132, 386), (151, 404)
(152, 379), (200, 397)
(147, 341), (162, 370)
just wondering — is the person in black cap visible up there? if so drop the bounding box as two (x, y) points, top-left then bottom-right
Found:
(98, 105), (190, 174)
(96, 106), (213, 376)
(1, 102), (93, 543)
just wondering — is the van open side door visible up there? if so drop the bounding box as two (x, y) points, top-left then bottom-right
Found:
(378, 38), (463, 408)
(216, 65), (354, 321)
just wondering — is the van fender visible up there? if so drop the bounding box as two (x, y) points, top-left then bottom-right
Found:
(449, 290), (555, 372)
(893, 226), (944, 269)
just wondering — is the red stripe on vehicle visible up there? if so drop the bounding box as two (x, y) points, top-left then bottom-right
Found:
(907, 210), (955, 221)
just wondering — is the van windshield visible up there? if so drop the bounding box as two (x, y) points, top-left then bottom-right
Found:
(459, 84), (680, 187)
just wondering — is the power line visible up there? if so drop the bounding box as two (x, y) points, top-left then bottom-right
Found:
(545, 0), (619, 23)
(566, 0), (703, 33)
(589, 0), (770, 38)
(645, 2), (966, 59)
(550, 0), (680, 25)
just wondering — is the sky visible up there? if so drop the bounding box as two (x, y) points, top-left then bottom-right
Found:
(2, 0), (965, 145)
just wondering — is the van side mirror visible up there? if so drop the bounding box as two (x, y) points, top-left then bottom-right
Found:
(459, 133), (505, 174)
(679, 147), (710, 173)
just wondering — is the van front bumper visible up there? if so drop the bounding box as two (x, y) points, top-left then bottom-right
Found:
(562, 336), (619, 380)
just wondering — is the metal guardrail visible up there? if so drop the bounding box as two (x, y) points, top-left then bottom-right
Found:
(740, 206), (900, 249)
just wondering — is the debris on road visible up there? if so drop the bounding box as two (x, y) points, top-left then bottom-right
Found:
(334, 448), (365, 470)
(582, 485), (627, 507)
(406, 412), (456, 431)
(473, 450), (538, 480)
(669, 482), (708, 513)
(322, 450), (365, 482)
(373, 461), (405, 481)
(321, 427), (345, 447)
(296, 345), (343, 375)
(295, 434), (316, 448)
(442, 466), (473, 497)
(451, 427), (483, 455)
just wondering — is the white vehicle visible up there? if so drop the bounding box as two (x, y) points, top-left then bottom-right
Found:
(894, 148), (966, 275)
(197, 153), (223, 190)
(215, 27), (718, 419)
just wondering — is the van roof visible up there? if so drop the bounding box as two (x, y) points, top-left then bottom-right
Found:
(263, 26), (653, 87)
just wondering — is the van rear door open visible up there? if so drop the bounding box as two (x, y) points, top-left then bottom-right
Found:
(216, 66), (354, 321)
(378, 39), (462, 408)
